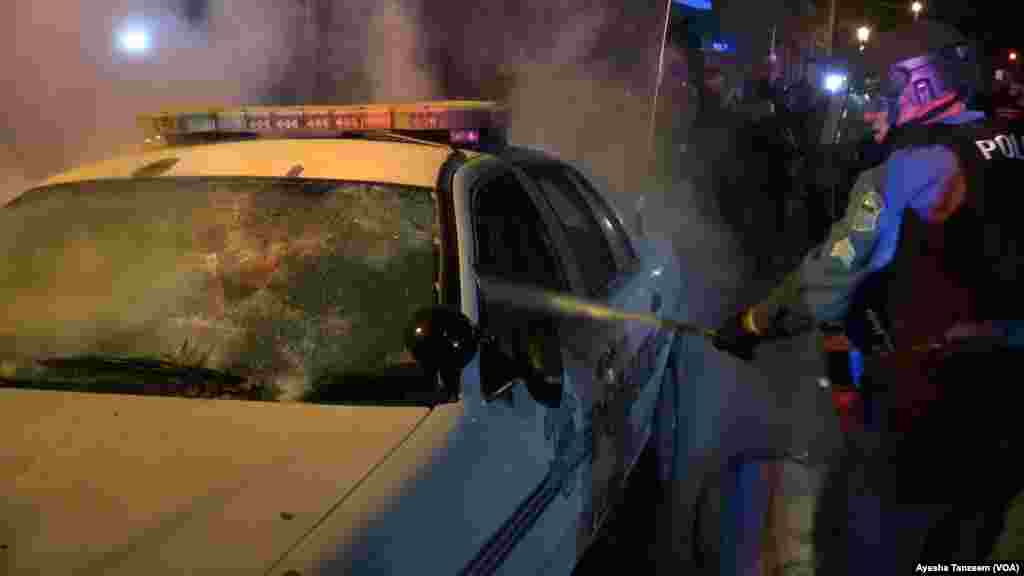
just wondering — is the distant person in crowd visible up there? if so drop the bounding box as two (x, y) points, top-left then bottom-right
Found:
(992, 69), (1024, 120)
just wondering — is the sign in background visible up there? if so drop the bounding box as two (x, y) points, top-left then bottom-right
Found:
(669, 0), (719, 51)
(673, 0), (712, 10)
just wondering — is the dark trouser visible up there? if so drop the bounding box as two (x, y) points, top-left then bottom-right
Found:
(814, 348), (1022, 574)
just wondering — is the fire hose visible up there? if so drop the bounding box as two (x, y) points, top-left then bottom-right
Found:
(477, 277), (718, 341)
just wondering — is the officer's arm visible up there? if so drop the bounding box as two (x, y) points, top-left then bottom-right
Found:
(748, 145), (960, 338)
(748, 167), (888, 338)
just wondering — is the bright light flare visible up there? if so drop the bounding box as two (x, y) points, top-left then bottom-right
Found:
(825, 74), (847, 94)
(911, 1), (923, 14)
(117, 28), (151, 54)
(857, 26), (871, 44)
(1012, 51), (1019, 62)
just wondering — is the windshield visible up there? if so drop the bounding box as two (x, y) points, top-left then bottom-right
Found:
(0, 177), (439, 404)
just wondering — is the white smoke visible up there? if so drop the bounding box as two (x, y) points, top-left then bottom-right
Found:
(485, 2), (747, 301)
(364, 0), (440, 102)
(1, 0), (747, 305)
(0, 0), (300, 200)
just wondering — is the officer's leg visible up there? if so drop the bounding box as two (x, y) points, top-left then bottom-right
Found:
(922, 482), (1019, 561)
(813, 438), (854, 574)
(921, 350), (1024, 560)
(988, 489), (1024, 561)
(815, 389), (951, 573)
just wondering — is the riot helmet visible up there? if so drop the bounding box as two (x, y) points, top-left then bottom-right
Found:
(865, 20), (971, 127)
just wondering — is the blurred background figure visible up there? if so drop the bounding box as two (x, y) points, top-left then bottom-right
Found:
(992, 69), (1024, 120)
(730, 63), (793, 277)
(703, 65), (728, 112)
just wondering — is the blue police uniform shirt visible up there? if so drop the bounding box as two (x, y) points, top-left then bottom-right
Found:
(868, 110), (1022, 346)
(754, 109), (1022, 347)
(866, 110), (985, 274)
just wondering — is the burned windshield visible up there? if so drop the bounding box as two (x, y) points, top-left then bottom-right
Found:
(0, 178), (439, 404)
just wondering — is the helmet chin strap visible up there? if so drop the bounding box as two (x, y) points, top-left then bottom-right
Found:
(897, 92), (962, 127)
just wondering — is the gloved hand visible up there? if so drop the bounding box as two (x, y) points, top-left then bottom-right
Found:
(712, 308), (762, 362)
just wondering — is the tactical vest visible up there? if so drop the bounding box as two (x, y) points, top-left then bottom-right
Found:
(845, 118), (1024, 430)
(848, 117), (1024, 356)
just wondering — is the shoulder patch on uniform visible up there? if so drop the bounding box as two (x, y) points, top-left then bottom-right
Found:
(851, 187), (883, 233)
(830, 237), (856, 269)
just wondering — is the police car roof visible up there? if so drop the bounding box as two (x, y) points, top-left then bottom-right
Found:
(40, 138), (482, 189)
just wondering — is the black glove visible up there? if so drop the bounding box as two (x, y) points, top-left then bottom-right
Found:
(712, 309), (761, 362)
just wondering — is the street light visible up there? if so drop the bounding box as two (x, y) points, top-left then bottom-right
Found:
(911, 1), (923, 21)
(117, 28), (150, 54)
(857, 25), (870, 52)
(825, 73), (848, 93)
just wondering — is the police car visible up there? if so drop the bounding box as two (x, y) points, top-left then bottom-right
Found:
(0, 101), (682, 574)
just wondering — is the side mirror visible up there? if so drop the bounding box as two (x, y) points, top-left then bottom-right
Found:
(404, 306), (561, 408)
(405, 306), (479, 376)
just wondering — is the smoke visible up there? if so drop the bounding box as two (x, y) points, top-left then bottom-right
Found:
(444, 1), (748, 317)
(1, 0), (301, 203)
(0, 0), (748, 314)
(310, 1), (441, 105)
(309, 0), (748, 315)
(364, 1), (440, 102)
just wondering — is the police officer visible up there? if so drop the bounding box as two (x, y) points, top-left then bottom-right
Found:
(815, 101), (894, 421)
(712, 20), (1024, 570)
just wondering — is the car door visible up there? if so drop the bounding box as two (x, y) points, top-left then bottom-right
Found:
(516, 162), (675, 554)
(560, 166), (675, 466)
(459, 160), (585, 576)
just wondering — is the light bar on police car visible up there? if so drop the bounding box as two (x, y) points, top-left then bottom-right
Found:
(138, 101), (507, 142)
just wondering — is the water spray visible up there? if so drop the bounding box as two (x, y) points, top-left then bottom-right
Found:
(477, 277), (718, 341)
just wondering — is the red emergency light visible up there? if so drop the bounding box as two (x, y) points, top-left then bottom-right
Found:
(1011, 51), (1018, 62)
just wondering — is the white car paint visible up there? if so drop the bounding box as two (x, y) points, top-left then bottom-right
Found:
(0, 389), (429, 575)
(2, 135), (683, 575)
(38, 139), (463, 190)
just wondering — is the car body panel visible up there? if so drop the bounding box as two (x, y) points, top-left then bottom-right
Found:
(497, 151), (683, 560)
(0, 389), (428, 575)
(468, 162), (590, 576)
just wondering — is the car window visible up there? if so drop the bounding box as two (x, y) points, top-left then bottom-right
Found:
(0, 178), (439, 405)
(525, 167), (618, 298)
(565, 168), (638, 269)
(472, 172), (564, 394)
(473, 173), (565, 292)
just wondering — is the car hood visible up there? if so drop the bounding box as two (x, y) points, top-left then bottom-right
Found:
(0, 389), (429, 575)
